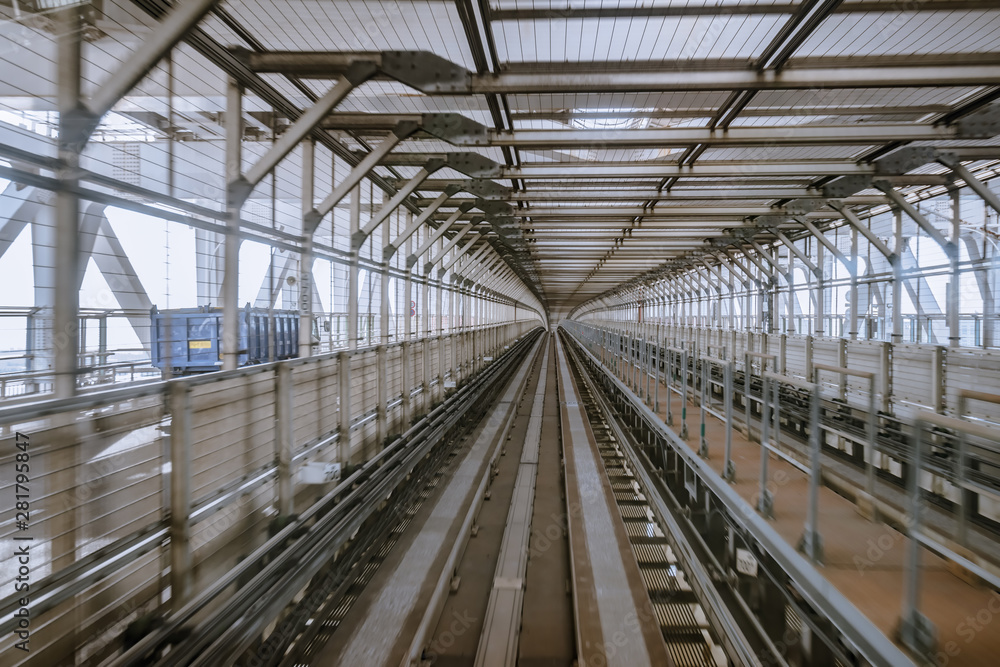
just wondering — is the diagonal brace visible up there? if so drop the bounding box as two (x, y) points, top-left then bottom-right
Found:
(353, 159), (444, 249)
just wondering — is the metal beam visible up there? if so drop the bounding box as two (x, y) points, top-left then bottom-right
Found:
(827, 200), (894, 259)
(354, 161), (443, 249)
(385, 185), (461, 261)
(773, 230), (819, 275)
(503, 162), (875, 179)
(311, 123), (419, 223)
(427, 226), (479, 273)
(484, 124), (960, 149)
(873, 181), (954, 253)
(937, 155), (1000, 216)
(408, 209), (477, 270)
(243, 51), (1000, 92)
(417, 191), (889, 205)
(795, 216), (854, 270)
(85, 0), (221, 136)
(489, 1), (999, 20)
(235, 63), (377, 202)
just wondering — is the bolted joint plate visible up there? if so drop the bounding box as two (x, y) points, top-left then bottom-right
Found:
(459, 201), (477, 213)
(784, 198), (819, 215)
(446, 153), (502, 178)
(421, 113), (489, 146)
(393, 120), (422, 140)
(956, 103), (1000, 139)
(380, 51), (471, 94)
(465, 179), (510, 200)
(382, 244), (397, 261)
(425, 157), (447, 174)
(823, 175), (873, 199)
(443, 183), (463, 197)
(755, 214), (788, 228)
(875, 146), (939, 175)
(934, 150), (961, 169)
(478, 199), (513, 217)
(406, 254), (419, 270)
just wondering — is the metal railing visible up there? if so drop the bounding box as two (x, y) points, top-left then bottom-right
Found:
(0, 320), (536, 666)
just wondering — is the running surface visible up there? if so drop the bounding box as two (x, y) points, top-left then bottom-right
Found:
(556, 335), (671, 667)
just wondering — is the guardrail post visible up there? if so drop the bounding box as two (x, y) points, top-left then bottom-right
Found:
(865, 374), (878, 510)
(899, 417), (935, 656)
(275, 362), (293, 516)
(401, 340), (412, 428)
(421, 338), (429, 411)
(168, 382), (193, 609)
(724, 360), (735, 482)
(744, 351), (752, 438)
(653, 340), (660, 414)
(698, 356), (708, 458)
(646, 339), (653, 405)
(338, 350), (352, 466)
(837, 338), (848, 402)
(880, 342), (892, 413)
(665, 348), (674, 426)
(758, 374), (773, 518)
(779, 333), (787, 375)
(805, 334), (814, 380)
(799, 374), (824, 564)
(680, 347), (688, 440)
(931, 346), (945, 413)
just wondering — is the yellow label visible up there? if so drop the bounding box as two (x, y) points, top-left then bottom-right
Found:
(188, 340), (212, 349)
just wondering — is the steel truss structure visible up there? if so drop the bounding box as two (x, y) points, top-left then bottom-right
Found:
(3, 0), (1000, 664)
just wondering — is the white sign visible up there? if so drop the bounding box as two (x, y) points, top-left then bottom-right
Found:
(735, 548), (758, 577)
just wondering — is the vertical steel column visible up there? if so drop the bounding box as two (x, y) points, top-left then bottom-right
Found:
(299, 139), (315, 358)
(450, 288), (458, 386)
(347, 186), (361, 351)
(435, 270), (444, 402)
(949, 187), (961, 347)
(54, 6), (82, 398)
(815, 241), (825, 337)
(380, 212), (392, 346)
(275, 362), (293, 516)
(849, 226), (859, 340)
(338, 351), (352, 466)
(222, 77), (242, 371)
(169, 382), (193, 607)
(892, 208), (904, 344)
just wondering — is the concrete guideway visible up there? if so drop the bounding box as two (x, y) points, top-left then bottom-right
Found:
(310, 334), (544, 666)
